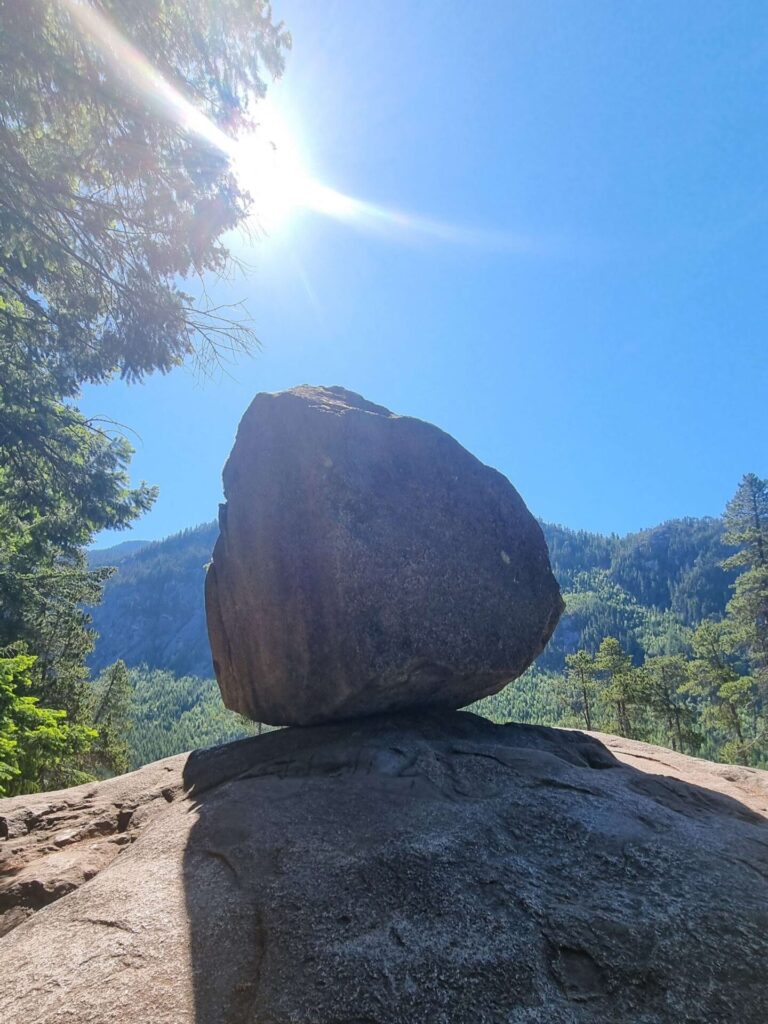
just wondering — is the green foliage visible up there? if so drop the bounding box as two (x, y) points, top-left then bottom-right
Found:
(471, 669), (572, 728)
(593, 637), (640, 737)
(640, 655), (701, 754)
(684, 620), (757, 764)
(0, 653), (95, 796)
(542, 517), (735, 626)
(539, 523), (615, 590)
(562, 650), (596, 729)
(0, 3), (289, 792)
(610, 517), (736, 622)
(127, 666), (257, 768)
(536, 518), (735, 672)
(722, 474), (768, 699)
(563, 571), (648, 664)
(0, 358), (155, 720)
(723, 473), (768, 570)
(0, 0), (290, 388)
(88, 659), (133, 776)
(476, 478), (768, 768)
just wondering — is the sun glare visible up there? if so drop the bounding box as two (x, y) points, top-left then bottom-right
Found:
(232, 104), (313, 234)
(230, 104), (372, 236)
(62, 0), (542, 251)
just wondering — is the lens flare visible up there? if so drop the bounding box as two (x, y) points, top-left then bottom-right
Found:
(60, 0), (557, 255)
(230, 105), (311, 233)
(62, 0), (232, 153)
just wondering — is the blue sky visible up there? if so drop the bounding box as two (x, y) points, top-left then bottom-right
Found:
(83, 0), (768, 547)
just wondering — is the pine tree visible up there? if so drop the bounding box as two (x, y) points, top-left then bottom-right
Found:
(594, 637), (641, 738)
(722, 474), (768, 696)
(723, 474), (768, 570)
(642, 655), (700, 753)
(563, 650), (597, 730)
(686, 621), (756, 764)
(88, 660), (134, 777)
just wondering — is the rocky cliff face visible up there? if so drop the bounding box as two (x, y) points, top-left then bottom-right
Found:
(2, 713), (767, 1023)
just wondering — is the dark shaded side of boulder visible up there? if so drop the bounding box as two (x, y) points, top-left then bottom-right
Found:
(2, 712), (768, 1024)
(205, 386), (563, 725)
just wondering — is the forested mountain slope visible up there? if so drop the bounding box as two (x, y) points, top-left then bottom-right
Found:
(543, 517), (734, 621)
(538, 517), (735, 669)
(127, 668), (258, 770)
(89, 523), (218, 678)
(88, 539), (149, 569)
(89, 515), (734, 677)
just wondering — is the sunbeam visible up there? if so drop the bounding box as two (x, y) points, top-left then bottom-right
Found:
(62, 0), (232, 153)
(61, 0), (553, 254)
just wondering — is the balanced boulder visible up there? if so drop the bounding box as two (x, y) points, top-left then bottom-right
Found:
(205, 385), (563, 725)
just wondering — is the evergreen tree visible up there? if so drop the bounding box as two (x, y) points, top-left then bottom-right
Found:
(594, 637), (641, 738)
(0, 1), (290, 387)
(0, 367), (154, 720)
(0, 653), (95, 796)
(686, 621), (756, 764)
(88, 659), (133, 777)
(641, 655), (700, 754)
(723, 474), (768, 570)
(0, 1), (289, 791)
(563, 650), (596, 730)
(722, 474), (768, 696)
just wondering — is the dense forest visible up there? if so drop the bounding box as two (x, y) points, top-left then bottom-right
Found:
(125, 668), (260, 768)
(83, 484), (768, 772)
(0, 0), (290, 796)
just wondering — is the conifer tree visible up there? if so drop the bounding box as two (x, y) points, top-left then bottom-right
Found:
(642, 654), (699, 753)
(0, 1), (290, 791)
(722, 474), (768, 695)
(686, 620), (756, 764)
(594, 637), (640, 738)
(563, 650), (597, 730)
(88, 660), (133, 777)
(723, 474), (768, 570)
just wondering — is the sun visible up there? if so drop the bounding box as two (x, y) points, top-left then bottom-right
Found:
(231, 103), (312, 234)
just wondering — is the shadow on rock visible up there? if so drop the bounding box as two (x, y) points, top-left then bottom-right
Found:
(181, 710), (768, 1024)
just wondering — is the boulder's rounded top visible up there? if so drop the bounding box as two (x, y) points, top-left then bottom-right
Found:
(255, 384), (399, 420)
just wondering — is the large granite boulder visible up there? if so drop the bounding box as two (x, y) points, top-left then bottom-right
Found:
(205, 385), (563, 726)
(2, 714), (768, 1023)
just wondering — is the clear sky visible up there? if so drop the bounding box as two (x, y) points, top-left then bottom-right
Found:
(83, 0), (768, 547)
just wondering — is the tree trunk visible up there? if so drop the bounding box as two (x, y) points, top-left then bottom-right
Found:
(673, 706), (684, 753)
(581, 680), (592, 731)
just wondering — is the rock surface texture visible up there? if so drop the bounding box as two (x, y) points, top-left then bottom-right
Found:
(2, 712), (768, 1024)
(205, 385), (563, 725)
